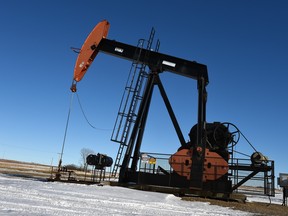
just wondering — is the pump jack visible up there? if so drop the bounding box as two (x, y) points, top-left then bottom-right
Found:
(71, 20), (208, 189)
(70, 20), (275, 197)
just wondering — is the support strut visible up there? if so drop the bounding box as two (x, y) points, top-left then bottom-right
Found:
(189, 77), (207, 189)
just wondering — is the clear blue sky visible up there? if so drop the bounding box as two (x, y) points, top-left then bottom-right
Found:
(0, 1), (287, 179)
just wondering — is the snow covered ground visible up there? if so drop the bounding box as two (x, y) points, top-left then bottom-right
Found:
(0, 174), (282, 216)
(244, 189), (283, 206)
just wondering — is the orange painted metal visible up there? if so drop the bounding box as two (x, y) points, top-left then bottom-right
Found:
(169, 148), (228, 181)
(73, 20), (110, 82)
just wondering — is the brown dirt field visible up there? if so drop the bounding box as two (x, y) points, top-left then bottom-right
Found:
(0, 159), (53, 179)
(182, 196), (287, 216)
(0, 159), (108, 181)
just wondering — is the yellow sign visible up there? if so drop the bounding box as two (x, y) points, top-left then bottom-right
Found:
(149, 158), (156, 164)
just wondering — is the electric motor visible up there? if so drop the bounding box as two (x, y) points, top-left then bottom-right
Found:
(184, 122), (233, 161)
(251, 152), (268, 165)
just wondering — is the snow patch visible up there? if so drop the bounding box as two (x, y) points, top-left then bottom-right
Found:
(0, 174), (254, 215)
